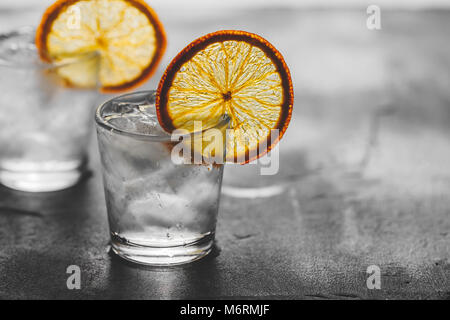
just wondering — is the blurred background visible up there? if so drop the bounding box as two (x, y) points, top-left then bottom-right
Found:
(0, 0), (449, 299)
(3, 0), (449, 194)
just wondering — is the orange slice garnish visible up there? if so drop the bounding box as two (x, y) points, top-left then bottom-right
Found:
(156, 30), (293, 164)
(36, 0), (166, 92)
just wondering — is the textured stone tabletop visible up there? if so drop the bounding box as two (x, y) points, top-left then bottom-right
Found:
(0, 7), (449, 299)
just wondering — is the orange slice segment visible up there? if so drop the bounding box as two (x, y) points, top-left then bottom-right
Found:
(156, 30), (293, 164)
(36, 0), (166, 92)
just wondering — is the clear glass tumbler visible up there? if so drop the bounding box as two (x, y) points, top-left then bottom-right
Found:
(95, 91), (228, 266)
(0, 27), (99, 192)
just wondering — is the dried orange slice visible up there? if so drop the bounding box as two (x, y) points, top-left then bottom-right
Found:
(156, 30), (293, 164)
(36, 0), (166, 92)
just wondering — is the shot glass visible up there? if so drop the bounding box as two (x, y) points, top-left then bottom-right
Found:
(95, 91), (228, 266)
(0, 27), (99, 192)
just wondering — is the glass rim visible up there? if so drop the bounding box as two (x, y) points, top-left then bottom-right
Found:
(0, 26), (100, 69)
(95, 90), (230, 142)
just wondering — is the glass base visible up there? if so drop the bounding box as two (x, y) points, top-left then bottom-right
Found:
(110, 233), (215, 266)
(0, 158), (86, 192)
(0, 168), (83, 192)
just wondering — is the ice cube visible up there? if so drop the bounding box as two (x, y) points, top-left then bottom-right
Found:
(123, 170), (175, 199)
(177, 180), (218, 207)
(127, 192), (197, 228)
(105, 102), (169, 137)
(108, 115), (139, 133)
